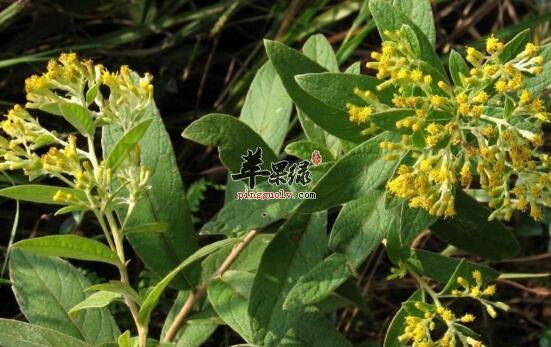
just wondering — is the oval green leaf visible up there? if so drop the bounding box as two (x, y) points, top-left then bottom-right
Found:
(431, 190), (520, 260)
(69, 291), (122, 316)
(106, 119), (153, 170)
(182, 113), (277, 174)
(13, 235), (121, 267)
(0, 319), (94, 347)
(0, 185), (86, 205)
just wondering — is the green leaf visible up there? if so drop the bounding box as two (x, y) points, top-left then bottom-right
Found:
(411, 129), (425, 149)
(106, 119), (153, 171)
(431, 190), (520, 260)
(174, 309), (220, 347)
(265, 39), (366, 143)
(302, 34), (339, 72)
(36, 102), (94, 136)
(208, 270), (255, 343)
(283, 253), (351, 310)
(406, 249), (499, 285)
(504, 96), (514, 119)
(344, 61), (361, 74)
(122, 222), (167, 236)
(85, 83), (100, 105)
(54, 205), (88, 216)
(298, 132), (399, 213)
(240, 62), (293, 154)
(291, 114), (331, 157)
(224, 60), (293, 202)
(284, 140), (335, 162)
(69, 291), (122, 316)
(86, 281), (141, 305)
(295, 72), (394, 112)
(138, 238), (238, 325)
(398, 200), (437, 245)
(383, 290), (422, 347)
(0, 185), (86, 205)
(13, 235), (121, 267)
(369, 109), (414, 133)
(102, 105), (198, 290)
(391, 0), (435, 46)
(9, 249), (119, 344)
(499, 29), (530, 62)
(329, 190), (399, 267)
(289, 311), (352, 347)
(524, 43), (551, 95)
(540, 329), (551, 347)
(300, 38), (348, 157)
(248, 212), (327, 346)
(0, 319), (93, 347)
(182, 113), (277, 174)
(117, 330), (132, 347)
(449, 50), (469, 87)
(369, 0), (445, 77)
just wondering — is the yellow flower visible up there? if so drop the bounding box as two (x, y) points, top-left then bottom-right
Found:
(530, 204), (543, 221)
(472, 270), (482, 283)
(455, 92), (468, 104)
(472, 91), (489, 104)
(410, 69), (423, 82)
(482, 64), (498, 77)
(425, 123), (440, 135)
(460, 313), (476, 323)
(470, 105), (483, 118)
(460, 162), (472, 187)
(24, 75), (48, 94)
(494, 79), (507, 93)
(423, 75), (432, 85)
(430, 95), (445, 107)
(458, 103), (470, 116)
(466, 46), (484, 66)
(486, 34), (504, 54)
(347, 104), (373, 124)
(482, 284), (496, 296)
(437, 306), (455, 321)
(523, 42), (538, 56)
(519, 89), (531, 105)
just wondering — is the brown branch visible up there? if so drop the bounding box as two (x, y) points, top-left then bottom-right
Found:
(498, 279), (551, 297)
(163, 229), (258, 342)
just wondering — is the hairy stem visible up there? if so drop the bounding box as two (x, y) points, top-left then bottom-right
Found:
(163, 229), (258, 343)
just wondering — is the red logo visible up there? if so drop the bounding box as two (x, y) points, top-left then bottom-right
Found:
(311, 150), (322, 166)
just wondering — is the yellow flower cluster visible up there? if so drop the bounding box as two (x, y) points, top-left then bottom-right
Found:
(399, 302), (485, 347)
(453, 270), (496, 298)
(101, 65), (154, 129)
(0, 53), (154, 208)
(25, 53), (103, 110)
(398, 270), (505, 346)
(348, 28), (549, 220)
(451, 270), (509, 319)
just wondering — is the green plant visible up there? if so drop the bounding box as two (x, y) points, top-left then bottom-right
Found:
(0, 1), (549, 347)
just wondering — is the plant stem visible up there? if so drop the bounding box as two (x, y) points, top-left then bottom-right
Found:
(104, 209), (148, 347)
(406, 264), (442, 306)
(163, 229), (258, 343)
